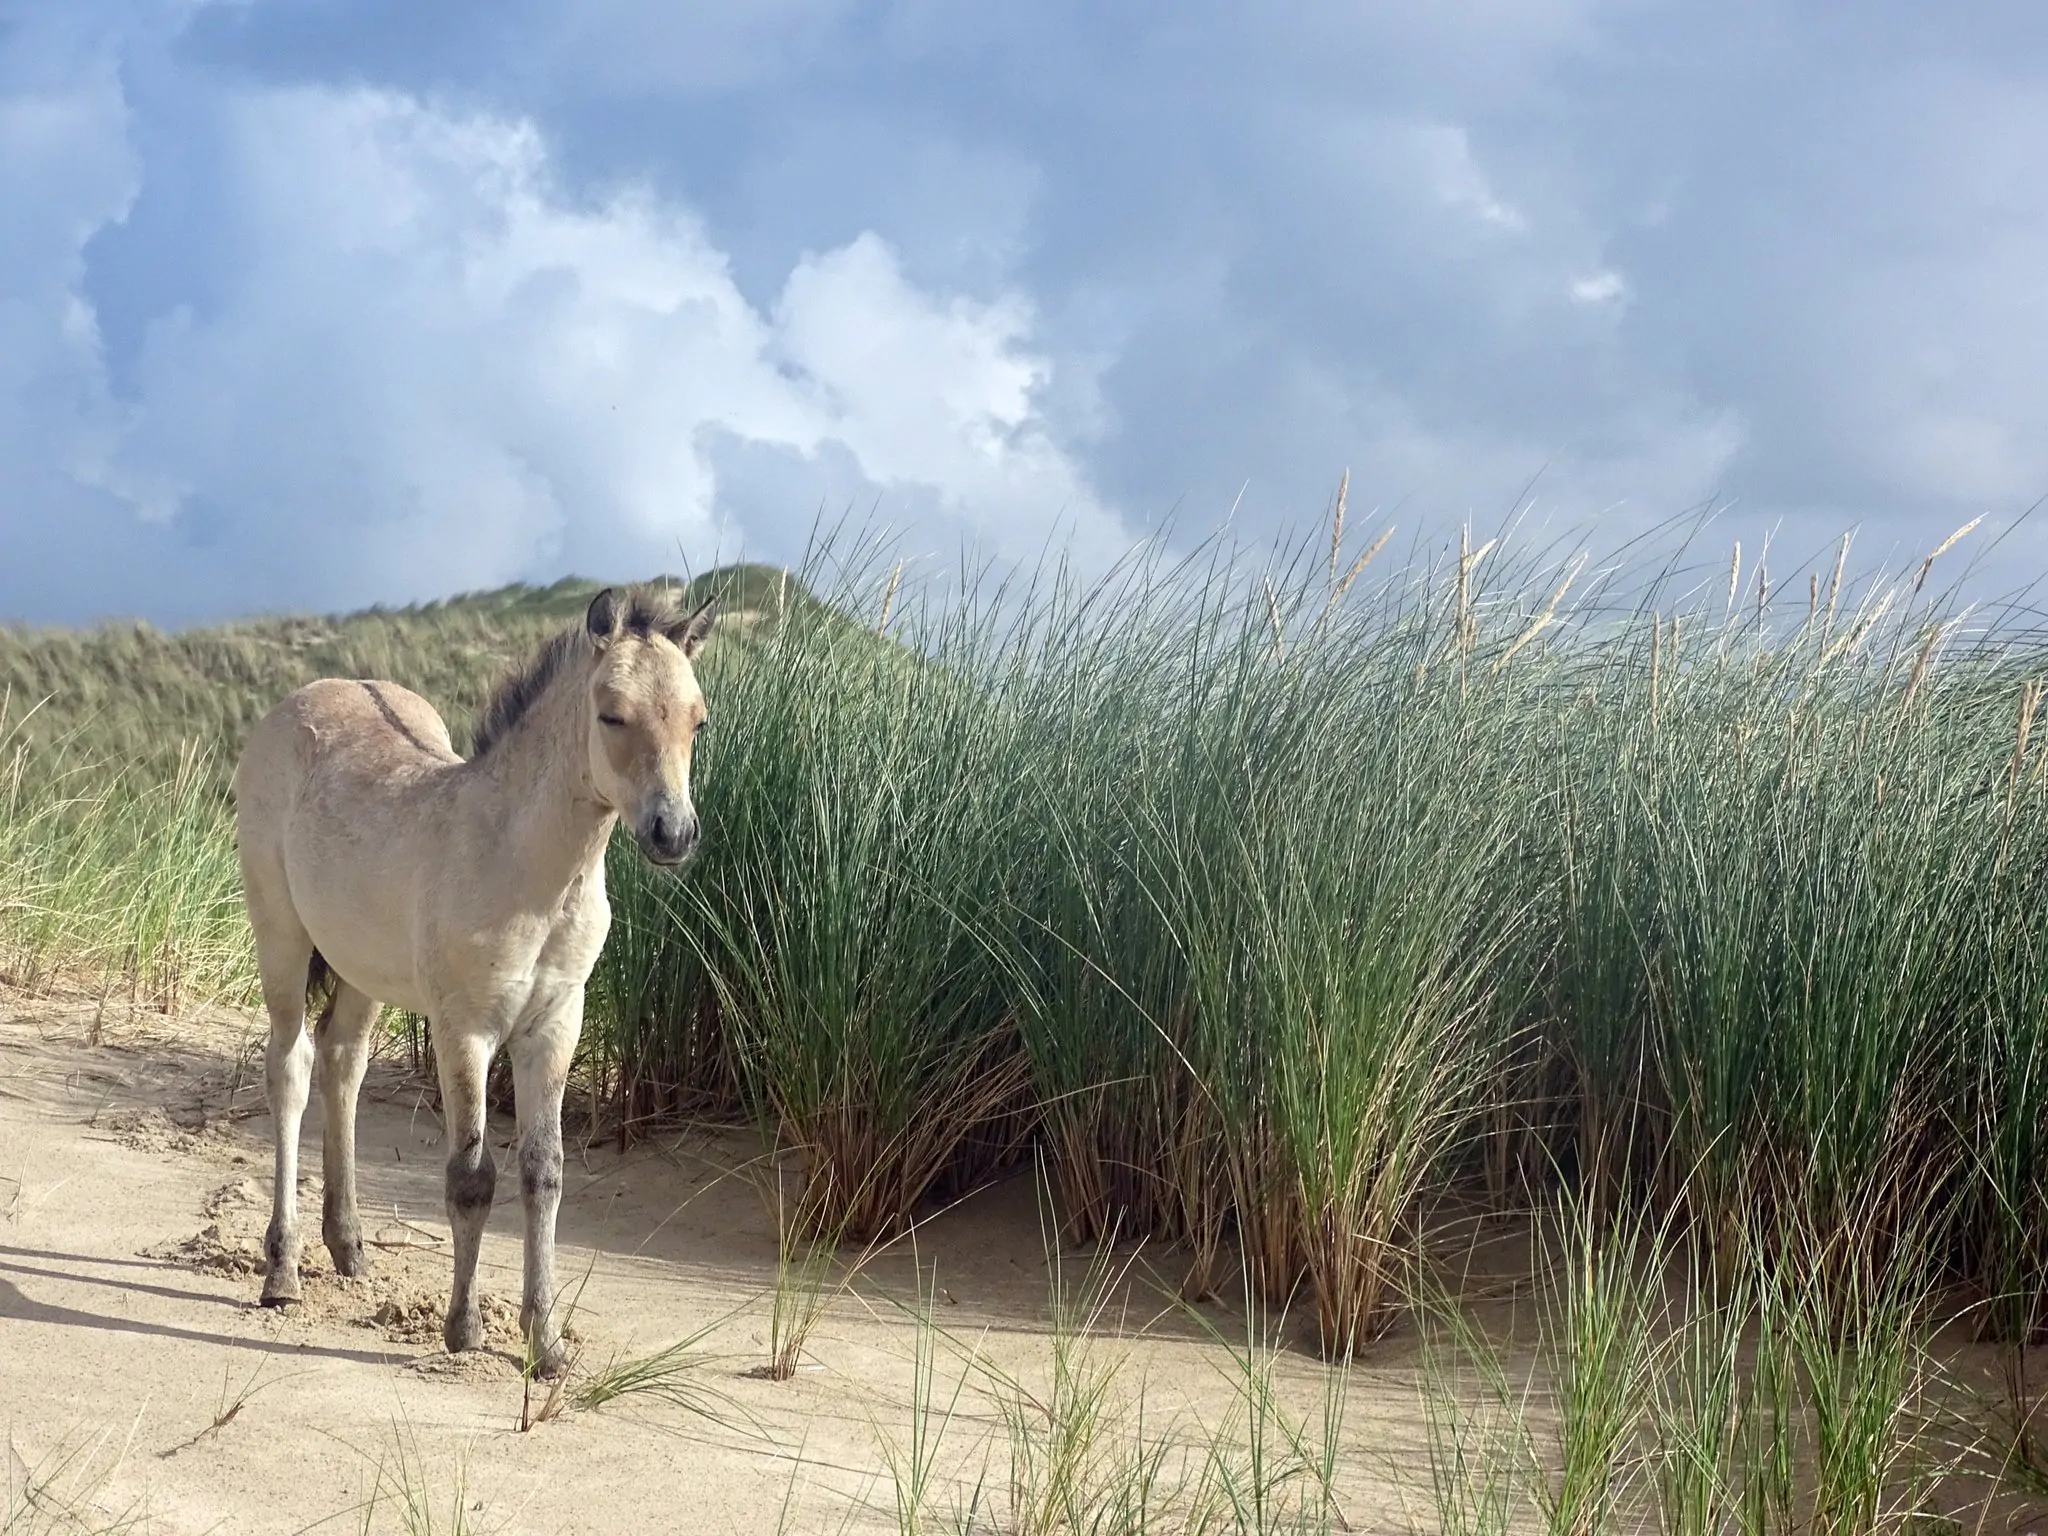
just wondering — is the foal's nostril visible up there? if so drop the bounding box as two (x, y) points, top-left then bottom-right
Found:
(649, 813), (673, 850)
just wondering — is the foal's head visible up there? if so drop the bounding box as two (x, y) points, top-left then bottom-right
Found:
(582, 586), (717, 864)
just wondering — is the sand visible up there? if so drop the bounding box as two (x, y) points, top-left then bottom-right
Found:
(0, 985), (1435, 1534)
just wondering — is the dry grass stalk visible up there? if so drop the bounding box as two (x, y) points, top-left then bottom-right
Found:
(1456, 529), (1495, 657)
(1263, 575), (1286, 660)
(1726, 541), (1741, 616)
(1650, 612), (1662, 733)
(1494, 556), (1583, 674)
(1898, 622), (1945, 718)
(1821, 588), (1896, 668)
(877, 560), (904, 635)
(2010, 679), (2043, 814)
(1913, 515), (1982, 595)
(1328, 469), (1348, 582)
(1333, 525), (1394, 602)
(1458, 525), (1470, 645)
(1826, 531), (1851, 638)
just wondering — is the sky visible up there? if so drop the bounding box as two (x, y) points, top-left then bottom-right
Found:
(4, 1), (2048, 626)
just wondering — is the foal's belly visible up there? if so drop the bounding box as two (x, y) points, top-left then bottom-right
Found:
(280, 818), (434, 1013)
(292, 891), (434, 1015)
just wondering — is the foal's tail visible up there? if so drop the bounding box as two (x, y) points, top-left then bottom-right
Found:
(306, 949), (341, 1033)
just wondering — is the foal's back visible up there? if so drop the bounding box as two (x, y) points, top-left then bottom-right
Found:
(236, 677), (459, 802)
(236, 678), (460, 849)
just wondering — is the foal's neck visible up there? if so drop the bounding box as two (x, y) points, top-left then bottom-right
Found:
(470, 659), (615, 898)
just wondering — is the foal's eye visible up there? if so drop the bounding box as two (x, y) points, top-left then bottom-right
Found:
(694, 719), (708, 737)
(597, 712), (627, 729)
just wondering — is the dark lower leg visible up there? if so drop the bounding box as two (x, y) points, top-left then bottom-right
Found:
(443, 1129), (496, 1351)
(512, 1015), (576, 1379)
(517, 1119), (565, 1376)
(437, 1035), (496, 1353)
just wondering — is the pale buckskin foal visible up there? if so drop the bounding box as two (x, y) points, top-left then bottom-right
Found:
(233, 586), (714, 1376)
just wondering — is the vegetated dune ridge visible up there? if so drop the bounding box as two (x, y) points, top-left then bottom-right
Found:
(0, 563), (811, 791)
(6, 524), (2048, 1530)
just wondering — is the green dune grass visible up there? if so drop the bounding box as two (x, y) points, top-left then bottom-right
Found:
(6, 527), (2048, 1445)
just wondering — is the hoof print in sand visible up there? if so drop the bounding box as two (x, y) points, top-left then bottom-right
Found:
(366, 1290), (520, 1347)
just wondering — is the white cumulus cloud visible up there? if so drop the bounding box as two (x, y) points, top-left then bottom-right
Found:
(3, 72), (1124, 620)
(1570, 270), (1627, 304)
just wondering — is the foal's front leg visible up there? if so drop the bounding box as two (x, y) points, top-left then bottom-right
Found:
(434, 1028), (497, 1355)
(509, 997), (579, 1379)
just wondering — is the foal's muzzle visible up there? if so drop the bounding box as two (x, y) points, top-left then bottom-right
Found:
(634, 801), (700, 865)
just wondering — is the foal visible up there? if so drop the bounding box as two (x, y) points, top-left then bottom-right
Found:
(233, 586), (714, 1375)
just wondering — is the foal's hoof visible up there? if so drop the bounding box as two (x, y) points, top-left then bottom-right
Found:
(526, 1338), (569, 1381)
(325, 1238), (369, 1279)
(444, 1305), (485, 1354)
(262, 1227), (301, 1304)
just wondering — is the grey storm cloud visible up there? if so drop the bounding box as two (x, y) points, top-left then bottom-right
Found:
(3, 0), (2047, 625)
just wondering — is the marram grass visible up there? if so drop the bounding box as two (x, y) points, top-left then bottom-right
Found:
(8, 523), (2048, 1379)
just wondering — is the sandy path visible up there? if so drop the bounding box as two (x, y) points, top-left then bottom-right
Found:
(0, 989), (1428, 1534)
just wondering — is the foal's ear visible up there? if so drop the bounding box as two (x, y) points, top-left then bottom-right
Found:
(665, 596), (717, 658)
(586, 588), (620, 649)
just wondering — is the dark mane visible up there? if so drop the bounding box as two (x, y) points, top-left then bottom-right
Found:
(468, 585), (683, 759)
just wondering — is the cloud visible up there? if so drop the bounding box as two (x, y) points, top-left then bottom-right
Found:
(0, 46), (1120, 622)
(772, 236), (1114, 560)
(9, 2), (2048, 624)
(0, 29), (155, 617)
(129, 0), (1752, 569)
(531, 0), (863, 96)
(1570, 271), (1627, 305)
(1417, 124), (1529, 234)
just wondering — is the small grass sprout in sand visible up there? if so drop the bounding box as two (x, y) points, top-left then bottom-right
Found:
(4, 1418), (149, 1536)
(350, 1411), (506, 1536)
(977, 1221), (1149, 1535)
(571, 1301), (760, 1437)
(1178, 1280), (1357, 1536)
(515, 1242), (757, 1435)
(745, 1146), (906, 1382)
(875, 1196), (1361, 1536)
(514, 1244), (603, 1433)
(157, 1360), (301, 1459)
(876, 1258), (980, 1536)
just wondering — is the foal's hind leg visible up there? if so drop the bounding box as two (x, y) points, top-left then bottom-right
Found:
(316, 982), (379, 1279)
(434, 1026), (497, 1354)
(253, 934), (315, 1306)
